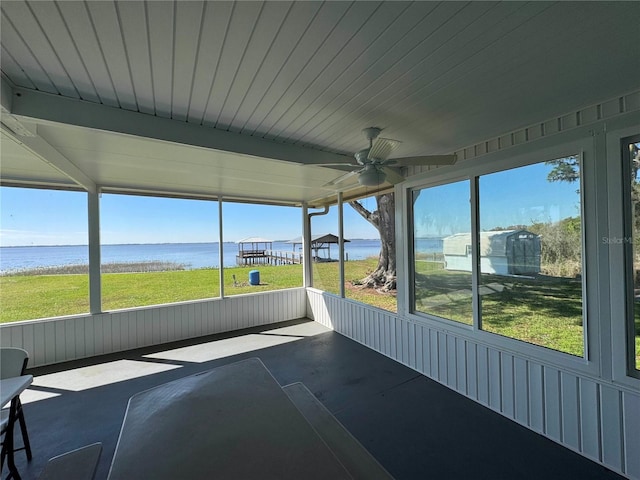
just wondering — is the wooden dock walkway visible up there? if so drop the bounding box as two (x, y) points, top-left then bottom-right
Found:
(236, 250), (302, 266)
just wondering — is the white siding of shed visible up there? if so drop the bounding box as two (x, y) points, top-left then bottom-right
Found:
(443, 230), (538, 275)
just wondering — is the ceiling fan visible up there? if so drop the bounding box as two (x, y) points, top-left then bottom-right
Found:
(324, 127), (457, 187)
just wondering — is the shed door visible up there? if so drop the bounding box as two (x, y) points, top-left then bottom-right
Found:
(510, 235), (540, 274)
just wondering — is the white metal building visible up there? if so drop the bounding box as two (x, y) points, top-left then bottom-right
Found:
(443, 230), (541, 275)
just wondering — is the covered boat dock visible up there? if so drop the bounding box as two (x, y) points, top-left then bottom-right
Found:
(286, 234), (350, 262)
(236, 237), (301, 266)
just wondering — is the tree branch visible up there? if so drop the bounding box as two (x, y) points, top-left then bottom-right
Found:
(348, 200), (380, 229)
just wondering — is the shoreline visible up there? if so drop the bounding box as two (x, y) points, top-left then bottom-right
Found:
(0, 261), (189, 276)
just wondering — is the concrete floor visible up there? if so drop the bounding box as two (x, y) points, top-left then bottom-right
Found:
(9, 319), (623, 480)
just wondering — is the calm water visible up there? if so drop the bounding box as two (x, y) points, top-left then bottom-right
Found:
(0, 238), (442, 273)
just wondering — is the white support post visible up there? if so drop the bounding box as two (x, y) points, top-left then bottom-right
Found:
(88, 191), (102, 314)
(218, 198), (225, 298)
(302, 202), (312, 288)
(338, 192), (345, 298)
(470, 177), (480, 330)
(395, 183), (408, 317)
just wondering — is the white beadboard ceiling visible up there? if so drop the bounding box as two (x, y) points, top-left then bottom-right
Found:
(1, 1), (638, 205)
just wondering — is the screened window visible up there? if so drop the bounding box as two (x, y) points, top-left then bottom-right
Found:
(344, 194), (397, 312)
(623, 137), (640, 372)
(412, 180), (473, 325)
(222, 202), (302, 296)
(478, 157), (584, 357)
(0, 186), (89, 322)
(410, 155), (586, 357)
(100, 194), (220, 310)
(311, 205), (340, 294)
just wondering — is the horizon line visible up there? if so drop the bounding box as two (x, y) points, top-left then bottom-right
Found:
(1, 238), (381, 248)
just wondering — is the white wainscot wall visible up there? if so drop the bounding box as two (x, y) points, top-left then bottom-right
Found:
(307, 289), (640, 480)
(0, 288), (307, 368)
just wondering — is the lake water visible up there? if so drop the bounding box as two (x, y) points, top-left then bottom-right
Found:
(0, 238), (442, 273)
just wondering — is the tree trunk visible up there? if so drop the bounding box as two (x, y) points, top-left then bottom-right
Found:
(348, 193), (396, 292)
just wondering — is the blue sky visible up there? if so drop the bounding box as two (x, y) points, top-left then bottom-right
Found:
(414, 161), (581, 237)
(0, 161), (580, 246)
(0, 188), (379, 246)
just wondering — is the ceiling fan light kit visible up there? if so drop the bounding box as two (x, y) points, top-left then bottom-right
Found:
(358, 165), (386, 186)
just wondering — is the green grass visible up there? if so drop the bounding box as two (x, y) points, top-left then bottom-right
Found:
(414, 261), (587, 357)
(0, 274), (90, 321)
(0, 265), (300, 322)
(2, 259), (638, 368)
(312, 258), (397, 312)
(0, 259), (396, 322)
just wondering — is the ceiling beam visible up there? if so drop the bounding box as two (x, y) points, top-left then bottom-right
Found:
(1, 75), (13, 113)
(1, 122), (97, 194)
(8, 87), (353, 167)
(2, 80), (97, 192)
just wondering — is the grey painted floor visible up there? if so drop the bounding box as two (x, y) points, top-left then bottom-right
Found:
(10, 319), (623, 480)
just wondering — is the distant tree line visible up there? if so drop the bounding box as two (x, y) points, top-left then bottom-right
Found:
(529, 217), (581, 277)
(490, 218), (582, 277)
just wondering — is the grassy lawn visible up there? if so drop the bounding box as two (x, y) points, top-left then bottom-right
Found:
(0, 274), (90, 322)
(2, 259), (638, 367)
(313, 257), (397, 312)
(0, 259), (395, 322)
(415, 261), (587, 357)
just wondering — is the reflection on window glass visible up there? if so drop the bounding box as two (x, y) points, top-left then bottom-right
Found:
(412, 180), (472, 324)
(0, 187), (89, 322)
(625, 140), (640, 371)
(101, 194), (219, 310)
(223, 203), (302, 296)
(311, 206), (340, 294)
(479, 157), (584, 357)
(344, 194), (397, 312)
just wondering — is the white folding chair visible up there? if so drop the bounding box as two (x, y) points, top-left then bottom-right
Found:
(1, 347), (33, 476)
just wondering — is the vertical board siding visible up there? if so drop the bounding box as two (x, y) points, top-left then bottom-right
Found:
(305, 290), (640, 479)
(477, 345), (489, 406)
(514, 357), (529, 425)
(529, 362), (545, 433)
(0, 288), (306, 368)
(544, 367), (562, 442)
(580, 378), (602, 462)
(561, 372), (581, 451)
(601, 385), (624, 473)
(623, 391), (640, 479)
(456, 338), (467, 394)
(488, 349), (502, 411)
(501, 353), (515, 419)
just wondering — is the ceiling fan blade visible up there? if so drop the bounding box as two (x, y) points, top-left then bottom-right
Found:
(316, 162), (360, 167)
(389, 154), (457, 166)
(381, 166), (405, 185)
(323, 170), (361, 187)
(368, 137), (401, 160)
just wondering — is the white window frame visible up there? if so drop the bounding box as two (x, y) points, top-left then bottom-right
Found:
(607, 121), (640, 385)
(400, 134), (599, 376)
(407, 178), (474, 327)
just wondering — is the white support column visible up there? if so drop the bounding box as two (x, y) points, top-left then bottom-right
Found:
(88, 191), (102, 314)
(218, 198), (225, 298)
(395, 183), (408, 317)
(338, 192), (345, 298)
(302, 202), (312, 288)
(589, 126), (611, 378)
(470, 177), (480, 329)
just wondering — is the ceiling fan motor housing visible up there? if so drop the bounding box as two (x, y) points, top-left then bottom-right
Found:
(362, 127), (382, 142)
(355, 149), (370, 164)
